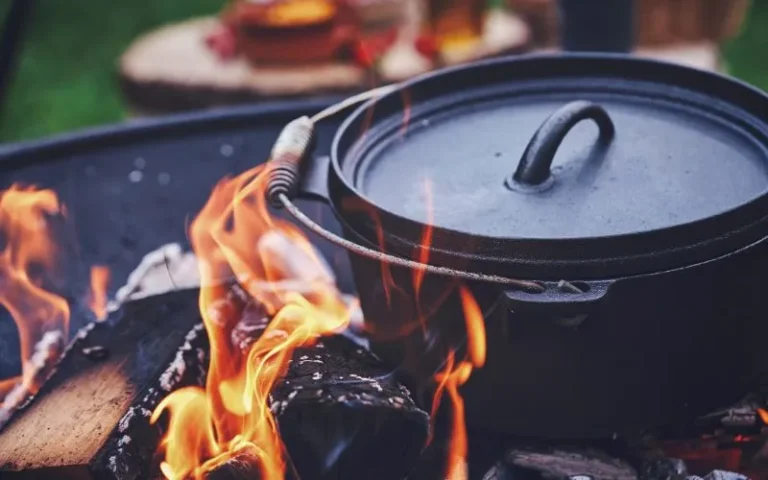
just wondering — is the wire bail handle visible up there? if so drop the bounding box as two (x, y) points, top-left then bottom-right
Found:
(264, 86), (545, 293)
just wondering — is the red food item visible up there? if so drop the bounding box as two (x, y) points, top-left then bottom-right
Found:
(205, 24), (238, 61)
(352, 28), (398, 68)
(415, 34), (439, 59)
(353, 40), (377, 68)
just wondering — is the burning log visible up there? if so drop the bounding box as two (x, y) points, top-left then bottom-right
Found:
(0, 282), (428, 479)
(202, 448), (274, 480)
(0, 288), (204, 479)
(481, 446), (639, 480)
(275, 335), (429, 480)
(197, 282), (430, 480)
(194, 334), (429, 480)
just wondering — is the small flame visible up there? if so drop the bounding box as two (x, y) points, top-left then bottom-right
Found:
(758, 408), (768, 425)
(88, 265), (110, 321)
(0, 185), (69, 405)
(152, 166), (351, 480)
(429, 286), (485, 480)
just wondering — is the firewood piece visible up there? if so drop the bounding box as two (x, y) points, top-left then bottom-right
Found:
(202, 448), (265, 480)
(482, 447), (638, 480)
(0, 289), (203, 479)
(229, 293), (429, 480)
(201, 446), (305, 480)
(273, 334), (430, 480)
(638, 456), (688, 480)
(119, 18), (367, 114)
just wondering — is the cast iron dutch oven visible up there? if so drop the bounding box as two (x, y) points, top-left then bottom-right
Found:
(268, 53), (768, 439)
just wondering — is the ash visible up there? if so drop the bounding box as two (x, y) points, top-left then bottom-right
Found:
(158, 324), (204, 392)
(0, 330), (65, 431)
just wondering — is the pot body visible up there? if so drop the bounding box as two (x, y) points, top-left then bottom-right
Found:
(340, 220), (768, 438)
(291, 55), (768, 438)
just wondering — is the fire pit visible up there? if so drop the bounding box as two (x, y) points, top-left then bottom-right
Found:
(1, 56), (768, 480)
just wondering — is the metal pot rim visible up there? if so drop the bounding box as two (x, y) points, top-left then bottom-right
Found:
(326, 54), (768, 279)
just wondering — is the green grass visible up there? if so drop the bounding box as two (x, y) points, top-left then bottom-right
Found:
(723, 0), (768, 90)
(0, 0), (223, 143)
(1, 0), (767, 143)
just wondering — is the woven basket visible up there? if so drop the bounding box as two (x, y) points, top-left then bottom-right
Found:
(505, 0), (750, 47)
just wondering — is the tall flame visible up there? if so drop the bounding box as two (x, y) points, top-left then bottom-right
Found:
(0, 184), (112, 425)
(152, 166), (351, 480)
(428, 286), (485, 480)
(88, 265), (111, 321)
(0, 185), (70, 404)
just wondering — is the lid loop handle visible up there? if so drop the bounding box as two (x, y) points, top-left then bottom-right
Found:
(513, 100), (615, 186)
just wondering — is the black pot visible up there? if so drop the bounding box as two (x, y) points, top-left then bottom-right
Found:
(273, 54), (768, 439)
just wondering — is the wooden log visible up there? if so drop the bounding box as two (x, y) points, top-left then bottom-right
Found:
(481, 446), (638, 480)
(0, 287), (427, 479)
(0, 288), (204, 480)
(275, 335), (429, 480)
(203, 450), (265, 480)
(206, 283), (430, 480)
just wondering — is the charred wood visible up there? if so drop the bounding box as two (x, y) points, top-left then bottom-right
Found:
(480, 446), (638, 480)
(217, 285), (430, 480)
(0, 267), (428, 480)
(202, 451), (264, 480)
(274, 335), (429, 480)
(0, 288), (204, 480)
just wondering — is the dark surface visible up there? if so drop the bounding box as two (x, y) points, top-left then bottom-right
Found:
(212, 284), (431, 480)
(277, 335), (430, 480)
(297, 55), (768, 438)
(0, 99), (351, 381)
(0, 98), (350, 294)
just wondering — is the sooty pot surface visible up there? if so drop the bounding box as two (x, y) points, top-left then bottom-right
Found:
(290, 54), (768, 438)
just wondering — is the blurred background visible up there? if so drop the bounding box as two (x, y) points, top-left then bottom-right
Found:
(0, 0), (765, 144)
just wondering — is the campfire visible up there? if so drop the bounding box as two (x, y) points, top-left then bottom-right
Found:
(5, 54), (768, 480)
(0, 168), (460, 479)
(1, 167), (767, 480)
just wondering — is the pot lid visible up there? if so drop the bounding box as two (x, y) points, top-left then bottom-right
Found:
(328, 54), (768, 279)
(331, 55), (768, 277)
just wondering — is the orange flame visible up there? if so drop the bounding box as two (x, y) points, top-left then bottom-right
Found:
(758, 408), (768, 425)
(0, 185), (70, 405)
(151, 166), (351, 480)
(429, 286), (486, 480)
(88, 265), (110, 321)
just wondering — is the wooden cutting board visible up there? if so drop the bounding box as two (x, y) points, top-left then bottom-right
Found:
(119, 12), (532, 115)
